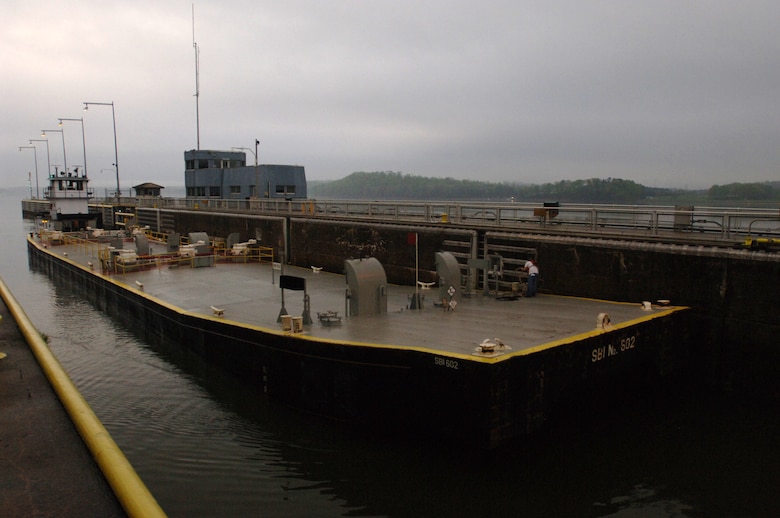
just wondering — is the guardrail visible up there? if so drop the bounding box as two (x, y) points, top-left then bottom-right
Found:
(133, 197), (780, 244)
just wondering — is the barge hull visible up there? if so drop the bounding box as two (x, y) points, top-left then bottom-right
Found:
(27, 236), (689, 449)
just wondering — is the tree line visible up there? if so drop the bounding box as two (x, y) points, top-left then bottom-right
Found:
(309, 171), (780, 203)
(708, 182), (780, 201)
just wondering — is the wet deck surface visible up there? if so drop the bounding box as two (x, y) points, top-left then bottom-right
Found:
(59, 239), (680, 360)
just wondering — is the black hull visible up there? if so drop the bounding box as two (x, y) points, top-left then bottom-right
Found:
(27, 237), (690, 449)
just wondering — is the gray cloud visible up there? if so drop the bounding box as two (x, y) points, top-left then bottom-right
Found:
(4, 1), (780, 192)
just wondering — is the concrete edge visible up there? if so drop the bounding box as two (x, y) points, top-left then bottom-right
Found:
(0, 275), (167, 518)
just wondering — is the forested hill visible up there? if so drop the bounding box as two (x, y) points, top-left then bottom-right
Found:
(309, 171), (669, 202)
(308, 172), (780, 204)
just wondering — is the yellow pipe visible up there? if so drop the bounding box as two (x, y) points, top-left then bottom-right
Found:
(0, 276), (166, 518)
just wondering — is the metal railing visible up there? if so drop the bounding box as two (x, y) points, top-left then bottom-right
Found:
(132, 197), (780, 244)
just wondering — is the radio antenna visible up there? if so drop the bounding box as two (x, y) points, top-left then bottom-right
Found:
(192, 4), (201, 150)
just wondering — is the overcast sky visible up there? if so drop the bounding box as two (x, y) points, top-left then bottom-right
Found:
(3, 1), (780, 193)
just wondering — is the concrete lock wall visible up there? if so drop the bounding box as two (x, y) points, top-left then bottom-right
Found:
(138, 208), (780, 394)
(484, 232), (780, 393)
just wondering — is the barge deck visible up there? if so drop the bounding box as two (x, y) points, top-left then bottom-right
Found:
(28, 234), (690, 448)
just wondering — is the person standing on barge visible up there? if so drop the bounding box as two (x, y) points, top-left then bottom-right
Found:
(523, 259), (539, 297)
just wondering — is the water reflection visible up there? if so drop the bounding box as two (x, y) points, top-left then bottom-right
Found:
(43, 275), (780, 517)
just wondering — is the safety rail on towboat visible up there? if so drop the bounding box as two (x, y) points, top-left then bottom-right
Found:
(35, 228), (275, 274)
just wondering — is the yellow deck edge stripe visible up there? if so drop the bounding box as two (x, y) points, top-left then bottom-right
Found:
(31, 236), (689, 365)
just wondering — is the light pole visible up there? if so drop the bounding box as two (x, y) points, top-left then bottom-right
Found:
(29, 139), (51, 197)
(232, 139), (260, 197)
(58, 117), (87, 178)
(255, 138), (259, 198)
(19, 146), (39, 198)
(83, 101), (120, 202)
(41, 128), (67, 174)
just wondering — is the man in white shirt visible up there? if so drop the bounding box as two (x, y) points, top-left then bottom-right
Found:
(523, 260), (539, 297)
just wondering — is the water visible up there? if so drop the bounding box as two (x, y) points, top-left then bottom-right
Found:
(2, 187), (779, 517)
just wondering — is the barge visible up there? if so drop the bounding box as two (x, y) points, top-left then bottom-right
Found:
(27, 230), (689, 449)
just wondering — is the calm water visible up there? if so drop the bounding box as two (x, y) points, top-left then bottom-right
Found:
(2, 187), (778, 517)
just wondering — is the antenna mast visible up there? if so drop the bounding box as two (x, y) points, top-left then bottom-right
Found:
(192, 4), (201, 150)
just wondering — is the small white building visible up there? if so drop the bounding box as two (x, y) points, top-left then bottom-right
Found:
(133, 182), (165, 197)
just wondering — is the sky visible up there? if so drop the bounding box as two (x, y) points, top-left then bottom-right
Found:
(3, 1), (780, 194)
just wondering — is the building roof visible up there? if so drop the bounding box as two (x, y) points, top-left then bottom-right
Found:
(133, 182), (165, 189)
